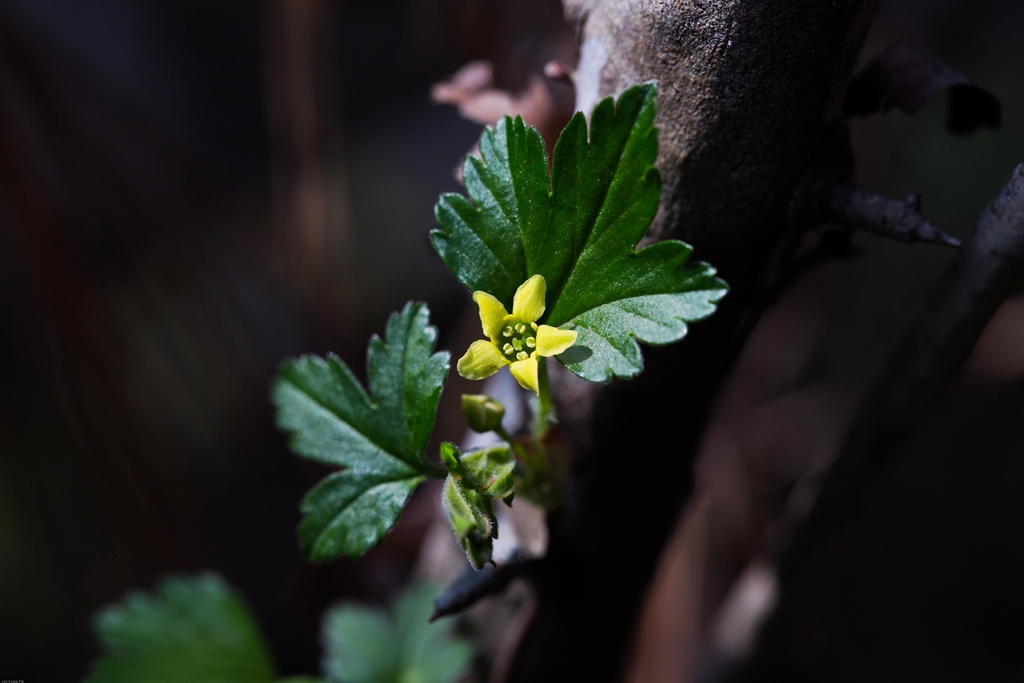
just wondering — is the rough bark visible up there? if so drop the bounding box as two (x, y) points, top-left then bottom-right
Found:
(501, 2), (879, 681)
(569, 0), (877, 266)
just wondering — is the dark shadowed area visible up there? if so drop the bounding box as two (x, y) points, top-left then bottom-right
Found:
(0, 0), (1021, 681)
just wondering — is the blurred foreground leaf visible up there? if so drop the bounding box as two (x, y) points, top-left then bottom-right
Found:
(322, 582), (473, 683)
(85, 573), (275, 683)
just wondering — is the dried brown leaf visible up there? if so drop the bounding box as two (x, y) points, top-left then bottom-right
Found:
(432, 60), (576, 179)
(844, 44), (1001, 135)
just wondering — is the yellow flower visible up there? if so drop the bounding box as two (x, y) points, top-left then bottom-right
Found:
(457, 275), (578, 395)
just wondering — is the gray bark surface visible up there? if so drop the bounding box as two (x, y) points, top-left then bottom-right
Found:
(501, 2), (879, 681)
(569, 0), (877, 261)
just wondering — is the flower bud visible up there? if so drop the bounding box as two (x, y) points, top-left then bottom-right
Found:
(460, 394), (505, 433)
(442, 475), (495, 569)
(439, 442), (465, 477)
(461, 444), (515, 500)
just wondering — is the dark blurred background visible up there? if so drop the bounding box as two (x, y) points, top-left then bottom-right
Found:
(0, 0), (1021, 681)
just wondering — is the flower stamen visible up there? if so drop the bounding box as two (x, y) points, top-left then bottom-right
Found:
(498, 317), (537, 360)
(456, 274), (578, 395)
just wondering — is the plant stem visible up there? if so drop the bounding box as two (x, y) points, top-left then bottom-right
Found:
(533, 359), (554, 440)
(495, 425), (533, 466)
(425, 463), (449, 479)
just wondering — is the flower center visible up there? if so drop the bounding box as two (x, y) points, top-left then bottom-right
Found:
(499, 318), (538, 362)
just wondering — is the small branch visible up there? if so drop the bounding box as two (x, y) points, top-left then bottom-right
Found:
(727, 179), (956, 401)
(740, 163), (1024, 678)
(431, 551), (540, 621)
(789, 164), (1024, 565)
(831, 182), (961, 247)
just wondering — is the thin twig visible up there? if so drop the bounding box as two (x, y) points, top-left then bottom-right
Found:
(431, 550), (540, 621)
(738, 164), (1024, 679)
(831, 182), (961, 248)
(781, 163), (1024, 574)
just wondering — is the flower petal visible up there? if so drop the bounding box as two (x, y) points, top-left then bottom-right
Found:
(511, 274), (546, 323)
(509, 357), (540, 395)
(457, 340), (509, 380)
(535, 325), (578, 357)
(473, 291), (509, 342)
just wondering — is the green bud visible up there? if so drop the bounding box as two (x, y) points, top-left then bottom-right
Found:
(439, 442), (465, 477)
(461, 445), (515, 500)
(442, 475), (496, 569)
(460, 394), (505, 433)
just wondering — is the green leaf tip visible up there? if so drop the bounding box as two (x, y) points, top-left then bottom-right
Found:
(322, 581), (474, 683)
(432, 82), (728, 383)
(272, 301), (450, 562)
(84, 573), (276, 683)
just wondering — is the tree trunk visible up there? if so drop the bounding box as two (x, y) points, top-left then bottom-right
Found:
(502, 2), (878, 680)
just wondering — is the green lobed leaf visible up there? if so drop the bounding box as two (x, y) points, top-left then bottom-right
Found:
(298, 469), (425, 562)
(84, 573), (276, 683)
(272, 302), (449, 561)
(322, 582), (474, 683)
(432, 83), (728, 382)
